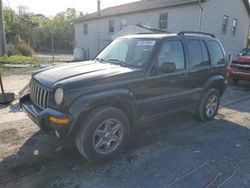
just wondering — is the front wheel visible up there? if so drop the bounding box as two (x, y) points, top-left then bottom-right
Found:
(75, 106), (130, 163)
(197, 88), (220, 121)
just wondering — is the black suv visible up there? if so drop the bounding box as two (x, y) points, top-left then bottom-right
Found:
(20, 31), (227, 163)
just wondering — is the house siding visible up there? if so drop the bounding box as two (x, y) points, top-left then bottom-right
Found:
(201, 0), (250, 55)
(74, 0), (250, 59)
(74, 4), (200, 59)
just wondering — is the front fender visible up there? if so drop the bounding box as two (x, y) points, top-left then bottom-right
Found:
(67, 89), (137, 137)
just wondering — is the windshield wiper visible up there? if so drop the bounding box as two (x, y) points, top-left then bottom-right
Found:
(106, 59), (127, 66)
(95, 57), (106, 63)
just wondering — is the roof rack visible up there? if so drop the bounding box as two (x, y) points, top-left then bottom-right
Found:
(177, 31), (216, 38)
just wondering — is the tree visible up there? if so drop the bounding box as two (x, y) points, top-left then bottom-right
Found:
(0, 0), (7, 55)
(3, 6), (83, 55)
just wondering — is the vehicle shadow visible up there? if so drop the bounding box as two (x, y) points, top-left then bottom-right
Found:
(221, 81), (250, 113)
(0, 102), (22, 113)
(1, 111), (250, 187)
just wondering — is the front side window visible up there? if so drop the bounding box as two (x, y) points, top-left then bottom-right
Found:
(159, 13), (168, 30)
(232, 18), (238, 36)
(109, 20), (114, 33)
(157, 40), (185, 70)
(207, 41), (225, 66)
(222, 15), (229, 34)
(96, 38), (156, 68)
(83, 23), (88, 35)
(187, 40), (210, 69)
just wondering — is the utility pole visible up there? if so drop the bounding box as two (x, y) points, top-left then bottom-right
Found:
(0, 0), (7, 56)
(51, 32), (54, 62)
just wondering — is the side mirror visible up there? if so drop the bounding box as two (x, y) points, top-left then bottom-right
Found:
(160, 62), (176, 73)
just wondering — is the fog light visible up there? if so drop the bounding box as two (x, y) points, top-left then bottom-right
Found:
(48, 116), (70, 125)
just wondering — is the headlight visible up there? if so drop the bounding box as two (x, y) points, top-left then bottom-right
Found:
(54, 88), (64, 105)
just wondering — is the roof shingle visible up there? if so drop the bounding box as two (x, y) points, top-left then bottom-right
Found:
(74, 0), (250, 23)
(74, 0), (200, 22)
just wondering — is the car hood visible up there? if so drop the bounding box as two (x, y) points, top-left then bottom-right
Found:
(33, 61), (144, 88)
(233, 56), (250, 63)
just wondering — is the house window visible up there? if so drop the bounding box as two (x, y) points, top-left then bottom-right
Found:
(83, 24), (88, 35)
(222, 15), (229, 34)
(120, 18), (127, 30)
(232, 18), (238, 36)
(109, 20), (114, 33)
(159, 13), (168, 30)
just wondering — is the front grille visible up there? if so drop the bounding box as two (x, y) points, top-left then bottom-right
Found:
(232, 61), (250, 66)
(30, 80), (51, 109)
(231, 62), (250, 71)
(238, 66), (250, 71)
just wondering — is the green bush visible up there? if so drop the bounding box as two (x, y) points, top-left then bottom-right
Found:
(7, 43), (20, 56)
(17, 42), (35, 56)
(7, 42), (35, 57)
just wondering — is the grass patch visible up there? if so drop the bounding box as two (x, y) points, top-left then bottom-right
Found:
(0, 55), (47, 64)
(0, 64), (39, 76)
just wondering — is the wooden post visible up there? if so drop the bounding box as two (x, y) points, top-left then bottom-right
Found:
(0, 73), (5, 94)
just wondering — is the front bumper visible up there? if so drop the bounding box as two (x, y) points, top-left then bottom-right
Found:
(20, 93), (72, 139)
(227, 68), (250, 81)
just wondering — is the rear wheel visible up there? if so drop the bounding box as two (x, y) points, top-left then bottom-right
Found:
(197, 88), (220, 121)
(75, 106), (130, 163)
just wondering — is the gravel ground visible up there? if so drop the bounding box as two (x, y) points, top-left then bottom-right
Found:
(0, 74), (250, 188)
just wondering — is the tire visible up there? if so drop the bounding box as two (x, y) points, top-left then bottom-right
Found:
(75, 106), (130, 163)
(197, 88), (220, 121)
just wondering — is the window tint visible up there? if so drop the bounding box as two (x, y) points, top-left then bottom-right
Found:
(187, 40), (210, 68)
(157, 40), (185, 70)
(207, 41), (225, 65)
(200, 41), (210, 65)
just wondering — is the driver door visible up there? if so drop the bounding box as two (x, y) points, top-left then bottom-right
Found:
(142, 39), (191, 119)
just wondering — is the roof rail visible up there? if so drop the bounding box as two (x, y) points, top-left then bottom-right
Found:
(177, 31), (216, 38)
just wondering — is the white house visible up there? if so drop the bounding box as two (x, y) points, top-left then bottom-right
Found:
(74, 0), (250, 60)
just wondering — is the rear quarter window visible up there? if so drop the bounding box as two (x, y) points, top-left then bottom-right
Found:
(207, 41), (225, 66)
(186, 40), (210, 69)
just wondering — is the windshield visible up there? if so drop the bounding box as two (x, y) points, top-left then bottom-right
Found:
(95, 38), (157, 68)
(240, 48), (250, 56)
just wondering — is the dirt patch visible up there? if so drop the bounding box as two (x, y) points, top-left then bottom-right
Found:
(0, 129), (20, 144)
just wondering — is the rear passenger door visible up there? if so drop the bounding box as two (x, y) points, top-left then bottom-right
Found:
(184, 38), (212, 101)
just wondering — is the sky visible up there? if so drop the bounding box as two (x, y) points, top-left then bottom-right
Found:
(2, 0), (140, 17)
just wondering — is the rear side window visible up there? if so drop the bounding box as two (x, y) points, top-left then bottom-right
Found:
(207, 41), (225, 66)
(187, 40), (210, 68)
